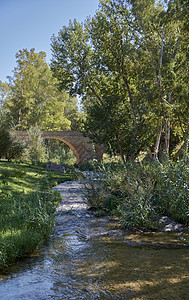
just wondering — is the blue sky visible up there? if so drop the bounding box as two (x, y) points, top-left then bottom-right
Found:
(0, 0), (99, 82)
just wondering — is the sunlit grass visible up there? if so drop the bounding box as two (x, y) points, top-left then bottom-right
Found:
(0, 160), (78, 193)
(0, 160), (79, 269)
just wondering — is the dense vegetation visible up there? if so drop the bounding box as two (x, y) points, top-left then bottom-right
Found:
(0, 161), (78, 269)
(81, 158), (189, 229)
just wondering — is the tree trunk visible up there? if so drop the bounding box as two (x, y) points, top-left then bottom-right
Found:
(184, 119), (189, 165)
(154, 122), (162, 163)
(115, 135), (126, 165)
(18, 107), (21, 129)
(122, 74), (137, 126)
(147, 147), (153, 161)
(158, 26), (165, 88)
(165, 115), (170, 155)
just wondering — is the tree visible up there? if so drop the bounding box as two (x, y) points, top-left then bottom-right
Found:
(51, 19), (131, 163)
(23, 125), (46, 165)
(0, 81), (11, 109)
(64, 96), (85, 131)
(51, 0), (188, 162)
(5, 48), (71, 131)
(128, 0), (188, 161)
(0, 123), (12, 159)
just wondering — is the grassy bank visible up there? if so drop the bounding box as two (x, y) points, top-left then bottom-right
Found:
(0, 161), (79, 269)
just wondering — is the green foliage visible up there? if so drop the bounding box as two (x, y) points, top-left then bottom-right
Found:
(5, 48), (72, 131)
(103, 194), (119, 211)
(81, 158), (189, 228)
(81, 179), (104, 209)
(152, 160), (189, 225)
(0, 189), (60, 233)
(0, 80), (11, 108)
(51, 0), (188, 162)
(78, 159), (101, 172)
(118, 196), (155, 229)
(0, 189), (61, 268)
(45, 139), (76, 166)
(0, 110), (12, 158)
(0, 110), (24, 160)
(0, 230), (41, 268)
(0, 161), (78, 268)
(0, 127), (12, 158)
(23, 125), (47, 165)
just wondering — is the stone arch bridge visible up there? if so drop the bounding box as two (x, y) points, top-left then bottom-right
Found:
(14, 131), (104, 164)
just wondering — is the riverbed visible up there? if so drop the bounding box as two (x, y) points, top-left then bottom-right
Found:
(0, 179), (189, 299)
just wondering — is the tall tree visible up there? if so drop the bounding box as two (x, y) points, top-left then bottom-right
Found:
(5, 48), (71, 131)
(51, 0), (188, 161)
(0, 81), (11, 109)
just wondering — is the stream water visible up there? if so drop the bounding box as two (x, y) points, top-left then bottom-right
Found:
(0, 180), (189, 299)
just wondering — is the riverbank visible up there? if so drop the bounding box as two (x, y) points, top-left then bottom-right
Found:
(53, 179), (189, 248)
(0, 178), (189, 299)
(0, 161), (79, 269)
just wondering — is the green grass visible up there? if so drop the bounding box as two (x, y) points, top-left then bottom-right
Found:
(0, 160), (80, 269)
(0, 160), (78, 193)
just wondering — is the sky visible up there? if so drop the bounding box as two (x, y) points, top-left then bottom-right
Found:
(0, 0), (99, 82)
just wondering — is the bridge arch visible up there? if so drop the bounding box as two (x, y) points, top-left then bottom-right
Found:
(13, 131), (104, 165)
(43, 135), (80, 164)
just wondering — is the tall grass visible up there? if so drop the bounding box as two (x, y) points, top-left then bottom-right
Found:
(0, 161), (78, 269)
(0, 187), (61, 269)
(82, 159), (189, 229)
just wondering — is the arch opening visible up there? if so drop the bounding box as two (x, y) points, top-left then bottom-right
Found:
(44, 137), (79, 164)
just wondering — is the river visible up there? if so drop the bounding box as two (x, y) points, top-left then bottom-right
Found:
(0, 179), (189, 299)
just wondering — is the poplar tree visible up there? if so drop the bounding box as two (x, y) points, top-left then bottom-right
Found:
(6, 48), (71, 131)
(51, 0), (188, 161)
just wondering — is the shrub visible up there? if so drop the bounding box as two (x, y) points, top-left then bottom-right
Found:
(88, 159), (189, 228)
(103, 194), (119, 211)
(78, 159), (101, 172)
(0, 230), (41, 267)
(23, 125), (47, 165)
(118, 195), (155, 228)
(81, 179), (104, 209)
(152, 160), (189, 225)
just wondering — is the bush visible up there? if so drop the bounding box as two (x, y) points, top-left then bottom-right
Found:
(78, 159), (101, 172)
(118, 196), (155, 228)
(152, 160), (189, 225)
(0, 230), (41, 267)
(83, 159), (189, 228)
(103, 194), (119, 211)
(23, 125), (47, 165)
(81, 179), (104, 209)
